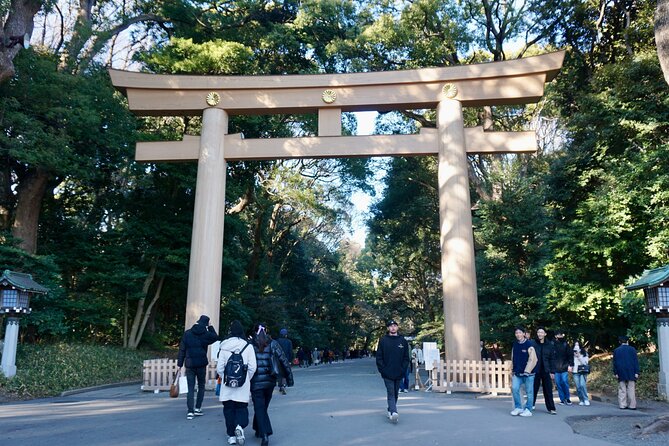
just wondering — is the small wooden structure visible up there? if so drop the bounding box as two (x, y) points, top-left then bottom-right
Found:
(431, 359), (512, 395)
(141, 358), (218, 392)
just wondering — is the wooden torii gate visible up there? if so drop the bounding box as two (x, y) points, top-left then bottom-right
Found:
(110, 51), (564, 361)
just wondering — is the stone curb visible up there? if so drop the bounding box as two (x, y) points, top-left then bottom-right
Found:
(59, 381), (142, 397)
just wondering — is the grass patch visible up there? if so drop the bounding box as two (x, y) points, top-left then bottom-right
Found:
(0, 342), (174, 400)
(587, 351), (660, 400)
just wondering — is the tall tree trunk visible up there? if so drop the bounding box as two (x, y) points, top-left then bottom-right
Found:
(0, 0), (43, 83)
(656, 0), (669, 85)
(247, 212), (264, 282)
(128, 275), (165, 349)
(126, 263), (155, 349)
(11, 168), (50, 253)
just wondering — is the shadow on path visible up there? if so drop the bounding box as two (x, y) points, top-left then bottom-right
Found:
(0, 357), (651, 446)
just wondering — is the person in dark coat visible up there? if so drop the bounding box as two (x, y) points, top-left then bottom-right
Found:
(177, 314), (218, 419)
(250, 324), (293, 446)
(532, 327), (557, 414)
(375, 319), (410, 424)
(613, 335), (640, 410)
(553, 329), (573, 405)
(276, 328), (293, 395)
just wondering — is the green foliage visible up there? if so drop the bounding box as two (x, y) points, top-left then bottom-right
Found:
(0, 343), (161, 399)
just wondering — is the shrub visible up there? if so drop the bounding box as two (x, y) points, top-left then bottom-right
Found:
(0, 342), (167, 399)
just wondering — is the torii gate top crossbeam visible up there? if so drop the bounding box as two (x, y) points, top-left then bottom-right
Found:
(110, 51), (565, 116)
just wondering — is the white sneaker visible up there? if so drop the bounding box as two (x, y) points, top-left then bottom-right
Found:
(227, 437), (237, 445)
(235, 425), (245, 445)
(519, 409), (533, 417)
(390, 412), (399, 423)
(579, 402), (584, 406)
(584, 400), (590, 406)
(510, 408), (524, 416)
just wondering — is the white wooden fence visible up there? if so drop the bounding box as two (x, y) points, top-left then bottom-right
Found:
(142, 357), (513, 395)
(430, 359), (512, 395)
(141, 358), (218, 392)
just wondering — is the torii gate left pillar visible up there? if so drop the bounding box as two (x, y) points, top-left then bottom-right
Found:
(110, 51), (564, 360)
(185, 108), (228, 332)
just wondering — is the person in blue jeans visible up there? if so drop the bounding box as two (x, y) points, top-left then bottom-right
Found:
(177, 315), (219, 420)
(376, 319), (410, 423)
(510, 326), (538, 417)
(553, 330), (573, 405)
(572, 345), (590, 405)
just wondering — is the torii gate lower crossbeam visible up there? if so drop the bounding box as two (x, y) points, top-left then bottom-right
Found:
(110, 51), (565, 361)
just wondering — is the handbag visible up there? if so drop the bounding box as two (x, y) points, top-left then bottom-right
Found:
(577, 364), (591, 374)
(169, 371), (180, 398)
(178, 374), (188, 394)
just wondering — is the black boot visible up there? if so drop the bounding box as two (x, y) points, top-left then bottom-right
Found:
(261, 434), (269, 446)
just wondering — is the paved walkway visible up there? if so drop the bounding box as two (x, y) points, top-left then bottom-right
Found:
(0, 357), (647, 446)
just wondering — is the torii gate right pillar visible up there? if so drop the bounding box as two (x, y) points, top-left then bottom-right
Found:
(437, 97), (480, 361)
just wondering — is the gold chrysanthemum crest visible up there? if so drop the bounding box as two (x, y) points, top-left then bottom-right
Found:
(206, 92), (221, 106)
(442, 83), (458, 99)
(321, 89), (337, 104)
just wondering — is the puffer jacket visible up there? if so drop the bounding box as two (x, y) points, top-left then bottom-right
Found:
(177, 322), (218, 368)
(251, 339), (293, 391)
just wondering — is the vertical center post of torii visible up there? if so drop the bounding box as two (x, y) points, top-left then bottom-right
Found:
(185, 107), (228, 331)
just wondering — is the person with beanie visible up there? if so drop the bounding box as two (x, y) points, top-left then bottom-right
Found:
(177, 314), (218, 420)
(217, 320), (256, 445)
(276, 328), (294, 395)
(375, 319), (410, 424)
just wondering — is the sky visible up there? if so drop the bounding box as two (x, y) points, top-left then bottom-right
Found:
(348, 112), (380, 248)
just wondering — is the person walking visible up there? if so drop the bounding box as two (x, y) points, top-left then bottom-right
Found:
(510, 326), (538, 417)
(553, 329), (573, 405)
(276, 328), (293, 395)
(572, 344), (590, 406)
(177, 314), (218, 420)
(217, 320), (257, 445)
(613, 335), (640, 410)
(375, 319), (410, 423)
(532, 327), (558, 414)
(250, 324), (293, 446)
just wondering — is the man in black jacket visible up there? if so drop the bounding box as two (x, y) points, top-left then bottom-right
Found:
(532, 326), (557, 414)
(553, 329), (573, 405)
(376, 319), (410, 424)
(276, 328), (293, 395)
(177, 314), (218, 419)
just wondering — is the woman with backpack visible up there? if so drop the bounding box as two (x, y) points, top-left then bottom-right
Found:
(217, 320), (257, 445)
(250, 324), (293, 446)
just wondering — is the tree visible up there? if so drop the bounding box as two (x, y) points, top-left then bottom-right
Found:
(656, 0), (669, 84)
(0, 0), (43, 83)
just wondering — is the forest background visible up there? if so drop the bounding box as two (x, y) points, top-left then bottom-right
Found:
(1, 0), (668, 356)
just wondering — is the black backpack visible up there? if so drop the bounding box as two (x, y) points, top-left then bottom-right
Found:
(223, 343), (250, 388)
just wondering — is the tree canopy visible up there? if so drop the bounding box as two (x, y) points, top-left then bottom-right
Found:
(1, 0), (666, 353)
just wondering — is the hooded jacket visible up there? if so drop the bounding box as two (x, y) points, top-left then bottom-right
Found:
(177, 321), (218, 368)
(376, 334), (410, 380)
(217, 336), (257, 403)
(553, 338), (572, 373)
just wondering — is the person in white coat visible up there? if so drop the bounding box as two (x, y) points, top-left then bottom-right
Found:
(217, 320), (257, 445)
